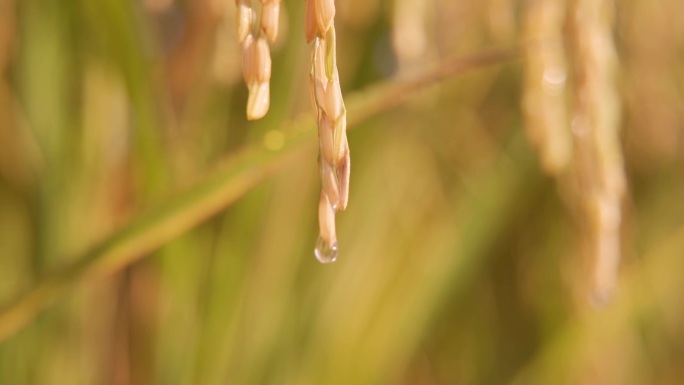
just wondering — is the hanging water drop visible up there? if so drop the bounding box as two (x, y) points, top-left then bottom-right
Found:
(314, 236), (338, 264)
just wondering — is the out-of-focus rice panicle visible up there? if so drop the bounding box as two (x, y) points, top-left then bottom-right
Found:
(571, 0), (625, 303)
(391, 0), (431, 75)
(523, 0), (626, 302)
(522, 0), (571, 174)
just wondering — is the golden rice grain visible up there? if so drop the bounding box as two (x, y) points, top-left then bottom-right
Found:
(260, 1), (281, 42)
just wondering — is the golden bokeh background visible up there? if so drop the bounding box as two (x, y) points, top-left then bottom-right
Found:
(0, 0), (683, 384)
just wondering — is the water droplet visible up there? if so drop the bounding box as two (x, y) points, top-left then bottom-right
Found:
(314, 236), (338, 264)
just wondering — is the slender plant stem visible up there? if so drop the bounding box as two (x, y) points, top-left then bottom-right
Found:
(0, 48), (520, 343)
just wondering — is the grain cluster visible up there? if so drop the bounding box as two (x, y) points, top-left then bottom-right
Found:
(305, 0), (349, 262)
(236, 0), (281, 120)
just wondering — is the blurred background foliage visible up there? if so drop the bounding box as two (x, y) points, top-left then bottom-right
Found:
(1, 0), (684, 384)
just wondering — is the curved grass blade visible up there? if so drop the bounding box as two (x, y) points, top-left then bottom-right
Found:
(0, 48), (520, 343)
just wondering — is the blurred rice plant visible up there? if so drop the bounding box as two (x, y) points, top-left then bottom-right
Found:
(0, 0), (683, 384)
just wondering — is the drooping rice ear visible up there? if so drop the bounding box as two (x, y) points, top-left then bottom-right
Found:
(306, 0), (350, 261)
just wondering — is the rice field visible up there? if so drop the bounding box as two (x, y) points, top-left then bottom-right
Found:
(0, 0), (683, 384)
